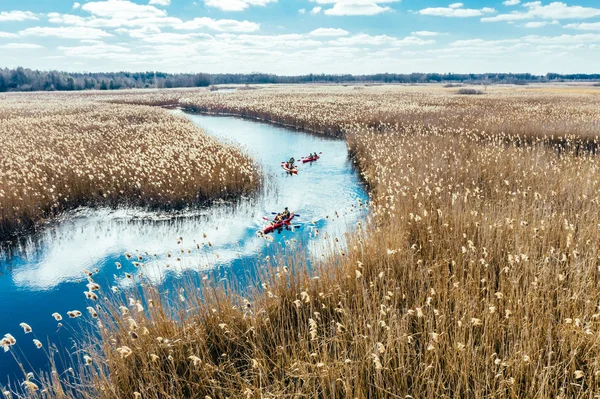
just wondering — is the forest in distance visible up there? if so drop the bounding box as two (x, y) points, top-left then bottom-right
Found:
(1, 67), (600, 92)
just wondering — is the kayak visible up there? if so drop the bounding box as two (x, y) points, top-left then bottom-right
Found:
(263, 212), (295, 234)
(302, 155), (320, 163)
(282, 164), (298, 174)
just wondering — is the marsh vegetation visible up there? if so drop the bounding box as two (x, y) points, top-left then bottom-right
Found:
(0, 92), (257, 240)
(3, 84), (600, 398)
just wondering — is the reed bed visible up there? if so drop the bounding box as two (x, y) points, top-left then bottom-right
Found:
(5, 85), (600, 398)
(180, 85), (600, 144)
(0, 92), (258, 240)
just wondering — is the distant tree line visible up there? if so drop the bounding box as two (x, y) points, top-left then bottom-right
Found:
(0, 67), (599, 92)
(0, 67), (212, 92)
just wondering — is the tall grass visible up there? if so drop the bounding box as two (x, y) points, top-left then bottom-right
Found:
(179, 85), (600, 144)
(5, 85), (600, 398)
(0, 92), (258, 240)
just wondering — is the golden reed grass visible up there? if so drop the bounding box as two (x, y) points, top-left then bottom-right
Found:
(0, 91), (258, 240)
(5, 84), (600, 398)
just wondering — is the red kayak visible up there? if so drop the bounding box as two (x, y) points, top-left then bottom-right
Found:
(281, 163), (298, 174)
(302, 155), (320, 163)
(263, 212), (295, 234)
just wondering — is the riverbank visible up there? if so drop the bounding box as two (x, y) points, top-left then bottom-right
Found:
(0, 92), (258, 241)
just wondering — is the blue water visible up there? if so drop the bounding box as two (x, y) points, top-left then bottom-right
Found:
(0, 112), (368, 385)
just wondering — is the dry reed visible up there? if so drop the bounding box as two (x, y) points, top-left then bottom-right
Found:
(5, 85), (600, 398)
(0, 91), (258, 240)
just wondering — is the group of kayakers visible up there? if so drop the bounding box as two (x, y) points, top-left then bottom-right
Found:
(267, 152), (320, 234)
(284, 152), (319, 170)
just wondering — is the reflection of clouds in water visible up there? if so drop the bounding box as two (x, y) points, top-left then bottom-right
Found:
(11, 203), (265, 290)
(0, 113), (370, 384)
(5, 114), (368, 293)
(131, 235), (268, 285)
(9, 192), (366, 291)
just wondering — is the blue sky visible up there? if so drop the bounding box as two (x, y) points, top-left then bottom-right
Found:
(1, 0), (599, 74)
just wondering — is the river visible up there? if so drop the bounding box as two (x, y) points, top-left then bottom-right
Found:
(0, 112), (368, 385)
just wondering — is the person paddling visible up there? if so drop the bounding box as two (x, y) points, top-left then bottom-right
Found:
(287, 157), (295, 169)
(281, 207), (291, 219)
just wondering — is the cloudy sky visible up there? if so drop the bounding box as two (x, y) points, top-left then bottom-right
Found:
(1, 0), (599, 74)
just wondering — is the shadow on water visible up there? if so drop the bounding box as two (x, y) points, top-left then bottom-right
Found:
(0, 112), (369, 385)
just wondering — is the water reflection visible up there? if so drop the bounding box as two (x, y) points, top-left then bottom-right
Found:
(0, 113), (368, 384)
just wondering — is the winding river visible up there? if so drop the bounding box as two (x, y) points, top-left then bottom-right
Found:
(0, 112), (368, 385)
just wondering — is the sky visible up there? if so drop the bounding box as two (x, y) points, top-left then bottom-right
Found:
(0, 0), (599, 74)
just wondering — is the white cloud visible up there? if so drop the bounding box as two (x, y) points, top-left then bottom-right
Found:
(204, 0), (276, 12)
(523, 20), (557, 28)
(330, 33), (394, 46)
(309, 28), (350, 37)
(449, 33), (600, 50)
(449, 38), (519, 47)
(392, 36), (436, 46)
(0, 11), (39, 22)
(47, 13), (88, 26)
(310, 0), (400, 16)
(114, 26), (161, 36)
(47, 12), (260, 33)
(331, 33), (434, 46)
(311, 6), (322, 14)
(58, 43), (131, 58)
(73, 2), (81, 9)
(48, 13), (182, 29)
(523, 33), (600, 44)
(0, 43), (43, 49)
(12, 29), (599, 75)
(131, 31), (214, 44)
(503, 0), (520, 5)
(176, 17), (260, 32)
(20, 26), (113, 39)
(482, 2), (600, 22)
(564, 22), (600, 31)
(149, 0), (171, 5)
(299, 8), (306, 14)
(419, 3), (495, 17)
(215, 33), (322, 49)
(82, 0), (166, 19)
(411, 31), (443, 36)
(80, 39), (107, 44)
(4, 0), (599, 74)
